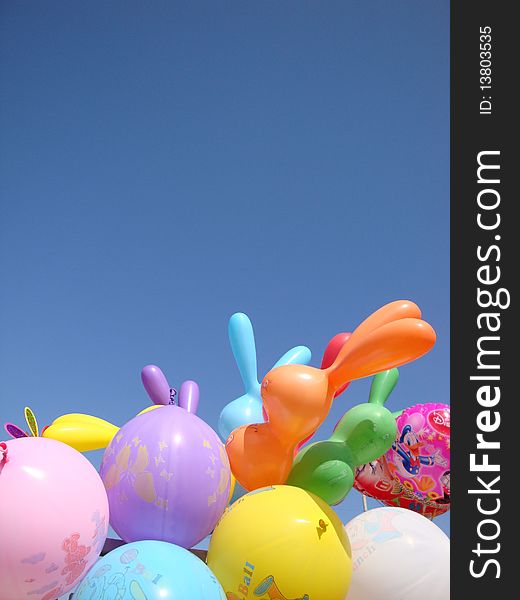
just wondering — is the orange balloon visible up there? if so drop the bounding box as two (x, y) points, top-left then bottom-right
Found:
(226, 301), (436, 491)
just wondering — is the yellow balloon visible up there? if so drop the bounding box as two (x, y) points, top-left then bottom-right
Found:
(137, 404), (163, 416)
(227, 474), (236, 506)
(42, 413), (119, 452)
(207, 485), (352, 600)
(42, 405), (163, 452)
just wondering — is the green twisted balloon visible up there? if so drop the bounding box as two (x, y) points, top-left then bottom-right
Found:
(286, 368), (399, 505)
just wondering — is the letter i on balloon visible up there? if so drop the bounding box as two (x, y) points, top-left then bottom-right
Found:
(287, 368), (400, 505)
(217, 312), (312, 441)
(226, 300), (436, 492)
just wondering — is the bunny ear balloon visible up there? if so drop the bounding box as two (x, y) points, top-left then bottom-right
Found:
(4, 407), (40, 440)
(141, 364), (174, 406)
(4, 422), (28, 439)
(320, 332), (352, 397)
(226, 301), (436, 492)
(141, 366), (199, 414)
(24, 406), (39, 437)
(178, 380), (199, 414)
(217, 312), (312, 441)
(294, 331), (352, 452)
(39, 365), (201, 453)
(287, 369), (399, 505)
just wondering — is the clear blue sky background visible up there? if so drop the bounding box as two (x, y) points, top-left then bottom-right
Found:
(0, 0), (450, 562)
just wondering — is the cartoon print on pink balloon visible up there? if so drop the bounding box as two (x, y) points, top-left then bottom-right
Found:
(19, 516), (105, 599)
(392, 424), (446, 476)
(61, 533), (91, 586)
(387, 404), (450, 505)
(354, 457), (402, 503)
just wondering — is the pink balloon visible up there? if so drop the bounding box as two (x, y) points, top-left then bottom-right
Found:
(354, 404), (450, 519)
(385, 403), (450, 516)
(0, 437), (109, 600)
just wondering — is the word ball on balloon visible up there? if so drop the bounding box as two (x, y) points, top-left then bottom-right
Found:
(208, 485), (352, 600)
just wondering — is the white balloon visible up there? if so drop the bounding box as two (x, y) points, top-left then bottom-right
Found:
(344, 507), (449, 600)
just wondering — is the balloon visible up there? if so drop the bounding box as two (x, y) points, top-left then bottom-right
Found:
(385, 403), (450, 516)
(137, 404), (162, 416)
(43, 413), (119, 452)
(227, 473), (237, 504)
(217, 312), (312, 441)
(100, 405), (230, 548)
(344, 507), (449, 600)
(207, 485), (352, 600)
(42, 367), (199, 452)
(295, 332), (352, 453)
(226, 301), (436, 491)
(178, 380), (199, 413)
(141, 364), (174, 406)
(73, 540), (226, 599)
(24, 406), (39, 437)
(0, 437), (109, 600)
(4, 406), (40, 440)
(228, 478), (248, 504)
(354, 455), (403, 504)
(320, 332), (352, 397)
(287, 369), (398, 505)
(4, 422), (28, 439)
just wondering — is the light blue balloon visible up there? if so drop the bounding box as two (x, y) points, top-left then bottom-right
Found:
(218, 312), (312, 441)
(73, 540), (225, 600)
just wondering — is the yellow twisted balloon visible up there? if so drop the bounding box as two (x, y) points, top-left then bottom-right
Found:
(42, 404), (162, 452)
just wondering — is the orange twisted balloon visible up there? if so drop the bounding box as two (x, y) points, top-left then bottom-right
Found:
(225, 301), (436, 491)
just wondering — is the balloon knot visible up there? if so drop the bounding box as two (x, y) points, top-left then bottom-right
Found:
(169, 388), (177, 405)
(0, 442), (8, 463)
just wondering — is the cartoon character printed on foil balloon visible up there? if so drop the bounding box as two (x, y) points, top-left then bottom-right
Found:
(380, 403), (450, 517)
(392, 423), (447, 476)
(352, 382), (450, 518)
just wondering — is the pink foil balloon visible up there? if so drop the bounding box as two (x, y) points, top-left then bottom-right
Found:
(384, 403), (450, 510)
(356, 403), (451, 519)
(0, 437), (109, 600)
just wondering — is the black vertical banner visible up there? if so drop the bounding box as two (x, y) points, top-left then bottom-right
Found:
(451, 0), (514, 596)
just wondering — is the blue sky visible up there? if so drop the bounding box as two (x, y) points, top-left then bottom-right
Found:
(0, 0), (450, 549)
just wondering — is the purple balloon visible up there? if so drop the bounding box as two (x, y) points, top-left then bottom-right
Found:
(178, 380), (199, 414)
(141, 365), (172, 405)
(99, 405), (230, 548)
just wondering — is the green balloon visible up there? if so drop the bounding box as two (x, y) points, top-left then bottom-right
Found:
(286, 369), (399, 505)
